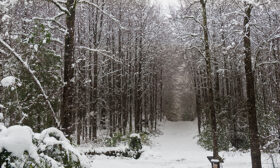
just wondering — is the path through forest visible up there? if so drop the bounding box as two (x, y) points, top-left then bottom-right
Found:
(90, 120), (277, 168)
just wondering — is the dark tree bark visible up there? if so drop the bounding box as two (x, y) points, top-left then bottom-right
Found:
(61, 0), (76, 138)
(243, 3), (262, 168)
(90, 49), (98, 140)
(134, 35), (140, 133)
(159, 68), (163, 122)
(0, 15), (3, 117)
(194, 70), (201, 134)
(200, 0), (219, 159)
(138, 32), (143, 132)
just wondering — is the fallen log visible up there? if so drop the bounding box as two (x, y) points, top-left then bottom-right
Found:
(85, 149), (143, 159)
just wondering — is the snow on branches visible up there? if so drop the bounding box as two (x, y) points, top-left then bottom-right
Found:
(0, 125), (91, 168)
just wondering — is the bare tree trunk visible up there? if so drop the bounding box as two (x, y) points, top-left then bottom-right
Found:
(134, 35), (140, 133)
(200, 0), (219, 159)
(243, 3), (262, 168)
(194, 70), (201, 134)
(61, 0), (76, 138)
(159, 68), (163, 122)
(91, 50), (98, 140)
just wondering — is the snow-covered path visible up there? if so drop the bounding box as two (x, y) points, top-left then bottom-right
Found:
(90, 120), (278, 168)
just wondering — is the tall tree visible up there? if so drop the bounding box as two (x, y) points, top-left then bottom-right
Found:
(200, 0), (219, 159)
(243, 3), (262, 168)
(61, 0), (77, 138)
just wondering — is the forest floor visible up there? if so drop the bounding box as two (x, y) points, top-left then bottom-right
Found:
(85, 120), (279, 168)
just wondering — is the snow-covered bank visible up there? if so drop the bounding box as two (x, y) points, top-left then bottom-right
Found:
(87, 120), (279, 168)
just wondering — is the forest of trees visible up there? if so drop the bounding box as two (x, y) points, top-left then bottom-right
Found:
(0, 0), (171, 144)
(170, 0), (280, 166)
(0, 0), (280, 167)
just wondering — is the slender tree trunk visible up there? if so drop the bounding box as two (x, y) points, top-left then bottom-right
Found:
(154, 68), (158, 130)
(243, 4), (262, 168)
(134, 35), (140, 133)
(91, 50), (98, 140)
(200, 0), (219, 159)
(138, 35), (143, 132)
(159, 68), (163, 122)
(194, 70), (201, 134)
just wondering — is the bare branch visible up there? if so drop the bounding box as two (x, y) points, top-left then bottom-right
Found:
(257, 61), (280, 67)
(77, 46), (123, 64)
(79, 0), (128, 30)
(187, 46), (206, 61)
(183, 16), (204, 28)
(33, 14), (67, 31)
(47, 0), (70, 15)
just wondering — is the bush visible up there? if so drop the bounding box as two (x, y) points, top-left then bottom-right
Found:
(105, 133), (123, 147)
(129, 134), (142, 152)
(0, 125), (90, 168)
(139, 132), (150, 145)
(100, 133), (143, 159)
(0, 149), (15, 168)
(198, 123), (232, 151)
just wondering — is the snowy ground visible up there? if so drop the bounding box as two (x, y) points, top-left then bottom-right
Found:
(86, 120), (279, 168)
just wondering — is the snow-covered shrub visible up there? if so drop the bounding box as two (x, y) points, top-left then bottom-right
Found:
(139, 132), (151, 145)
(105, 132), (150, 148)
(127, 133), (143, 159)
(129, 133), (142, 152)
(257, 101), (280, 153)
(0, 125), (90, 168)
(0, 125), (40, 168)
(98, 133), (144, 159)
(36, 127), (90, 168)
(0, 76), (21, 91)
(1, 76), (18, 88)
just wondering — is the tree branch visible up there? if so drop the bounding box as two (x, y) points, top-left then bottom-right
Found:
(183, 16), (204, 28)
(79, 0), (128, 30)
(47, 0), (70, 15)
(77, 46), (123, 64)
